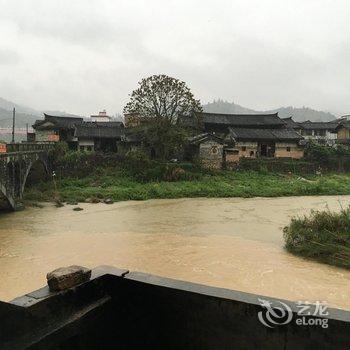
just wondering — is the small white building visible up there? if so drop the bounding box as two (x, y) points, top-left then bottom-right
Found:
(90, 110), (111, 122)
(298, 121), (338, 146)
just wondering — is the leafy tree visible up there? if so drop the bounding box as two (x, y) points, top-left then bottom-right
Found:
(123, 74), (202, 123)
(123, 75), (203, 160)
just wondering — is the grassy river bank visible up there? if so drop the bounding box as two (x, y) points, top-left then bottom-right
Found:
(24, 168), (350, 203)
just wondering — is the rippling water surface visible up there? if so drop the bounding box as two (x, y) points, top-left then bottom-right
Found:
(0, 196), (349, 309)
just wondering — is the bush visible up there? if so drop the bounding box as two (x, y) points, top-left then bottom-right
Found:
(238, 157), (318, 174)
(54, 151), (124, 177)
(283, 207), (350, 269)
(304, 142), (350, 172)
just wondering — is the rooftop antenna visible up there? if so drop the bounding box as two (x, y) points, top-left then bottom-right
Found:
(11, 107), (15, 143)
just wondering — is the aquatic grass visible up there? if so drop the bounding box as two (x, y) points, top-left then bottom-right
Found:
(284, 207), (350, 269)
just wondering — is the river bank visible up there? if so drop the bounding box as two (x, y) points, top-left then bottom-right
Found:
(0, 196), (349, 309)
(24, 169), (350, 203)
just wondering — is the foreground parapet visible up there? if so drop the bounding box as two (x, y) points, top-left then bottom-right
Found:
(0, 265), (349, 349)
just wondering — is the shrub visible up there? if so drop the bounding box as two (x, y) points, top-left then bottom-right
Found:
(283, 207), (350, 269)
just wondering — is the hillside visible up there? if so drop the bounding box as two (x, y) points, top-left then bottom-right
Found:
(0, 97), (84, 128)
(0, 97), (41, 128)
(0, 97), (41, 116)
(203, 100), (336, 122)
(0, 107), (39, 128)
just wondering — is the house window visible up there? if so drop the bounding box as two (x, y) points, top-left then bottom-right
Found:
(211, 146), (219, 154)
(286, 147), (291, 152)
(250, 151), (254, 157)
(241, 146), (247, 152)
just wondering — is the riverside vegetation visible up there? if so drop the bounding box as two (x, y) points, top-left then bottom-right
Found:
(23, 145), (350, 203)
(284, 208), (350, 269)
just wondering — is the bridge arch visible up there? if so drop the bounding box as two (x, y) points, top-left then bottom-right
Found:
(20, 158), (50, 197)
(0, 144), (54, 211)
(0, 183), (15, 210)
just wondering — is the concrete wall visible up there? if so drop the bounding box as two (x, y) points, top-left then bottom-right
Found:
(1, 266), (349, 350)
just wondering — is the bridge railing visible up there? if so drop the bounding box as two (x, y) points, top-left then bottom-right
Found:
(4, 142), (56, 153)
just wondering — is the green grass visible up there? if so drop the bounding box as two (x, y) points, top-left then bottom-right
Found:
(284, 208), (350, 269)
(23, 168), (350, 204)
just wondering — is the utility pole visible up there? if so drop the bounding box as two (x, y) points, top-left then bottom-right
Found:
(26, 123), (29, 142)
(12, 107), (15, 143)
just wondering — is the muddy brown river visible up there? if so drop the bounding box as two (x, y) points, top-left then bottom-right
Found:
(0, 196), (349, 309)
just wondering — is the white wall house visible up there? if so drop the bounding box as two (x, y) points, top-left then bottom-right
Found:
(299, 121), (338, 146)
(90, 110), (111, 122)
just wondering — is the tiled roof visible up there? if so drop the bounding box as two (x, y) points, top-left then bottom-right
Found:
(199, 112), (284, 126)
(188, 133), (225, 145)
(336, 121), (350, 130)
(229, 127), (302, 141)
(298, 121), (338, 131)
(282, 117), (300, 129)
(74, 122), (123, 139)
(33, 114), (84, 130)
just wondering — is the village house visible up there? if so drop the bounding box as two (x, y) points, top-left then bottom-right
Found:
(90, 110), (112, 122)
(32, 113), (123, 152)
(32, 113), (84, 149)
(281, 117), (303, 133)
(334, 116), (350, 147)
(298, 120), (338, 146)
(194, 112), (304, 166)
(74, 121), (124, 152)
(225, 126), (304, 164)
(187, 133), (225, 169)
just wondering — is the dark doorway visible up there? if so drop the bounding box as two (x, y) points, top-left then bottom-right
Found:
(260, 144), (268, 157)
(95, 138), (117, 152)
(259, 143), (275, 157)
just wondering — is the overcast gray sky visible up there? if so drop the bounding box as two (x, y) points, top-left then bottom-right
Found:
(0, 0), (348, 116)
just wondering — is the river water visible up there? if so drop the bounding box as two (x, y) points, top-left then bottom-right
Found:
(0, 196), (349, 309)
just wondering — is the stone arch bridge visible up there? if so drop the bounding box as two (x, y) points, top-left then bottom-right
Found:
(0, 143), (55, 210)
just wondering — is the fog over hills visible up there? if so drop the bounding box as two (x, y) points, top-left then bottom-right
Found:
(203, 100), (336, 122)
(0, 97), (84, 128)
(0, 96), (338, 128)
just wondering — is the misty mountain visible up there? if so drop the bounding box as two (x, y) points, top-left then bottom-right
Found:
(0, 97), (42, 116)
(0, 97), (41, 128)
(203, 100), (336, 122)
(0, 107), (39, 128)
(0, 97), (84, 128)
